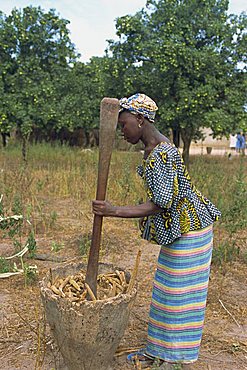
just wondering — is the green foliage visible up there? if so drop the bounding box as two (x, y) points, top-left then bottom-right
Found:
(150, 359), (183, 369)
(107, 0), (247, 163)
(0, 257), (12, 273)
(171, 365), (183, 370)
(21, 259), (38, 285)
(51, 241), (64, 253)
(0, 184), (38, 284)
(12, 195), (23, 215)
(0, 5), (114, 155)
(0, 195), (23, 242)
(0, 192), (37, 257)
(27, 231), (37, 258)
(55, 59), (104, 132)
(0, 6), (78, 159)
(1, 2), (245, 167)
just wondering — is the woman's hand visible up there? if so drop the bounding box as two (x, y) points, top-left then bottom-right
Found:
(139, 217), (145, 230)
(92, 200), (116, 217)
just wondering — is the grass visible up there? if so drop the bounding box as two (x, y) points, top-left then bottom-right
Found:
(0, 143), (237, 204)
(51, 241), (64, 253)
(0, 143), (246, 266)
(0, 257), (13, 273)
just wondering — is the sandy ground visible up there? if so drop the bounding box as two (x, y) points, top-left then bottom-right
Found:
(0, 198), (247, 370)
(188, 146), (245, 157)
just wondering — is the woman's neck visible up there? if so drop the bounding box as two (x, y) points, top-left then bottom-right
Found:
(141, 122), (170, 157)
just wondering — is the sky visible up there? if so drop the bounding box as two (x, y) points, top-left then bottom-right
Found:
(0, 0), (246, 63)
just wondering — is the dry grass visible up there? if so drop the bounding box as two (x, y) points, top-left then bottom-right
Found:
(0, 143), (246, 370)
(1, 143), (246, 237)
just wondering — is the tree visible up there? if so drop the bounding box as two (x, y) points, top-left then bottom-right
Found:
(0, 11), (15, 146)
(0, 6), (78, 159)
(56, 58), (105, 134)
(107, 0), (247, 165)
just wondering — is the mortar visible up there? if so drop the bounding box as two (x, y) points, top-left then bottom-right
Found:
(40, 261), (137, 370)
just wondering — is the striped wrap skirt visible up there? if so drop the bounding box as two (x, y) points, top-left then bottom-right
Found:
(146, 225), (213, 363)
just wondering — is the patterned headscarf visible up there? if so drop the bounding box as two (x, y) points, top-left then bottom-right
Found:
(119, 93), (158, 123)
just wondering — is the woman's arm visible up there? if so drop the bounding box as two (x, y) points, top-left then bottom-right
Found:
(92, 200), (163, 218)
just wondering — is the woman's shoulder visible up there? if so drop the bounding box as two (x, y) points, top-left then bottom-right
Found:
(151, 142), (180, 159)
(143, 142), (181, 171)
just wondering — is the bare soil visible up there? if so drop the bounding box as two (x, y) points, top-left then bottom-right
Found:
(0, 197), (247, 370)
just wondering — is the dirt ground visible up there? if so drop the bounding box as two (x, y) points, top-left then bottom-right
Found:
(0, 197), (247, 370)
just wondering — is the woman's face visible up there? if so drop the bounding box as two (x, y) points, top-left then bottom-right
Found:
(118, 111), (142, 144)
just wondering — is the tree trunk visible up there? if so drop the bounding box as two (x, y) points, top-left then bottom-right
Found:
(1, 134), (6, 147)
(1, 133), (9, 147)
(181, 129), (192, 168)
(172, 128), (180, 148)
(22, 136), (28, 162)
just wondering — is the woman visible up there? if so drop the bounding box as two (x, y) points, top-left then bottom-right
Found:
(92, 93), (221, 367)
(236, 132), (242, 153)
(229, 133), (237, 151)
(240, 132), (246, 155)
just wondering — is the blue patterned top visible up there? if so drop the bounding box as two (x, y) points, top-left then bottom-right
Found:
(137, 142), (221, 245)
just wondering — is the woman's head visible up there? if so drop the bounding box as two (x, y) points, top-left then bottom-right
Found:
(119, 93), (158, 123)
(118, 93), (158, 144)
(118, 110), (144, 144)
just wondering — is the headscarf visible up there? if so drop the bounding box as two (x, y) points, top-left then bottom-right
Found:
(119, 93), (158, 123)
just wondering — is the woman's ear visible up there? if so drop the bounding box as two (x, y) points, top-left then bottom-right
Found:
(136, 114), (144, 127)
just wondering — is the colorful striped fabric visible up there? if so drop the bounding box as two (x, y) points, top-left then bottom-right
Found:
(146, 225), (213, 364)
